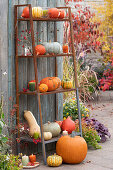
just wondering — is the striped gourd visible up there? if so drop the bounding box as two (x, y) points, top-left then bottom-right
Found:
(61, 79), (73, 89)
(32, 7), (43, 18)
(47, 154), (62, 167)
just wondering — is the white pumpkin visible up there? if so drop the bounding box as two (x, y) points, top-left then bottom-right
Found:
(43, 121), (61, 137)
(39, 132), (52, 141)
(43, 42), (62, 54)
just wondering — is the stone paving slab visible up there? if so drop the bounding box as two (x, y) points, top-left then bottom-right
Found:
(23, 98), (113, 170)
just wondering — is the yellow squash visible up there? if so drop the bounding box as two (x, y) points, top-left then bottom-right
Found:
(24, 110), (40, 137)
(32, 7), (43, 18)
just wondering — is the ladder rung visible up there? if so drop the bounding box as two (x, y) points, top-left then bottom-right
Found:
(18, 53), (73, 58)
(18, 18), (70, 22)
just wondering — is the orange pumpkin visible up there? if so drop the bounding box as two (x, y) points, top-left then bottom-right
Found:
(53, 77), (61, 88)
(35, 45), (46, 55)
(58, 9), (65, 19)
(40, 77), (60, 91)
(56, 136), (87, 164)
(39, 84), (48, 93)
(21, 7), (30, 18)
(48, 8), (59, 18)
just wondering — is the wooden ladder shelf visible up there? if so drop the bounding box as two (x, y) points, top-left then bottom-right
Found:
(14, 4), (82, 165)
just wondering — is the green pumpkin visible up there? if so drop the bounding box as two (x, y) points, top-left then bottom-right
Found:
(43, 121), (61, 137)
(43, 42), (62, 54)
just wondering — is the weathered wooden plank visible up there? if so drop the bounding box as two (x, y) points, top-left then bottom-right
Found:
(46, 0), (56, 123)
(8, 0), (19, 111)
(0, 0), (8, 120)
(55, 0), (64, 121)
(17, 0), (28, 121)
(0, 54), (2, 96)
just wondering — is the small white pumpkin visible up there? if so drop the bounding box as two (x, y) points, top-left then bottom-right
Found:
(39, 132), (52, 141)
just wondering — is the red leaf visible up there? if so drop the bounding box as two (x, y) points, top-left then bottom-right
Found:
(9, 96), (12, 101)
(23, 88), (28, 92)
(16, 138), (20, 143)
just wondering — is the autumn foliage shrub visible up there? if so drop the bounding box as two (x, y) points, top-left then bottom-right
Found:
(99, 59), (113, 91)
(92, 0), (113, 91)
(75, 118), (102, 149)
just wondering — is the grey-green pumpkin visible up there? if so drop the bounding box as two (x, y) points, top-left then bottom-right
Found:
(43, 42), (62, 54)
(43, 121), (61, 137)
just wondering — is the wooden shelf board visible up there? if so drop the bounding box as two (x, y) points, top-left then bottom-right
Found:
(19, 88), (76, 96)
(18, 18), (69, 22)
(45, 136), (61, 144)
(20, 132), (81, 144)
(20, 136), (61, 144)
(18, 53), (73, 58)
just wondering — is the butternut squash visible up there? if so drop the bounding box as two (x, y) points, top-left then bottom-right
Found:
(39, 132), (52, 141)
(24, 110), (40, 137)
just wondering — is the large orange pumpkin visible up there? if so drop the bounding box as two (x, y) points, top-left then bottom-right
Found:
(48, 8), (59, 18)
(53, 77), (61, 88)
(56, 136), (87, 164)
(40, 77), (60, 91)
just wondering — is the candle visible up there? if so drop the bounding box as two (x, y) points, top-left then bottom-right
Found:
(62, 130), (68, 136)
(29, 82), (36, 91)
(22, 155), (29, 166)
(62, 44), (68, 53)
(29, 154), (36, 163)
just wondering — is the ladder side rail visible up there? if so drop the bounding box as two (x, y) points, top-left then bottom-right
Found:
(14, 5), (21, 154)
(28, 4), (47, 164)
(54, 22), (59, 121)
(14, 5), (20, 136)
(68, 7), (82, 136)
